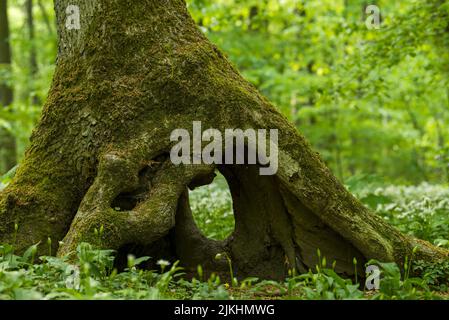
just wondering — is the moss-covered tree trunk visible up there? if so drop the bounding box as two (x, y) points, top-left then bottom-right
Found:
(0, 0), (447, 279)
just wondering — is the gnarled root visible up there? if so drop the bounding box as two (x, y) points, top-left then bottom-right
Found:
(57, 150), (215, 258)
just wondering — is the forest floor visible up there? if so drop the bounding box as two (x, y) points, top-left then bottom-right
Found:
(1, 174), (449, 300)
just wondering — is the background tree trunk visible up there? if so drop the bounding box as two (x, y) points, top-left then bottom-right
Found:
(0, 0), (447, 279)
(26, 0), (40, 106)
(0, 0), (17, 174)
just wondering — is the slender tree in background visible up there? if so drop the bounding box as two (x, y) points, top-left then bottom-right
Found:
(26, 0), (40, 105)
(37, 0), (53, 35)
(0, 0), (447, 279)
(0, 0), (17, 174)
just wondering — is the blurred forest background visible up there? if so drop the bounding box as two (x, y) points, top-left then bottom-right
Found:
(1, 0), (449, 185)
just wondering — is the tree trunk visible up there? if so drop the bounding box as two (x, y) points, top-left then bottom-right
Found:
(26, 0), (40, 105)
(37, 0), (54, 36)
(0, 0), (17, 174)
(0, 0), (447, 279)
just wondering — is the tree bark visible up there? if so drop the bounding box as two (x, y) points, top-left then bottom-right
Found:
(0, 0), (447, 279)
(0, 0), (17, 174)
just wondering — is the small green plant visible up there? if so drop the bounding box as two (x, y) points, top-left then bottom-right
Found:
(177, 267), (229, 300)
(215, 252), (238, 287)
(293, 251), (363, 300)
(0, 165), (18, 192)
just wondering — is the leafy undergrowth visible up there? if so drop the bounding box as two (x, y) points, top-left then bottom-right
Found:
(189, 174), (234, 241)
(347, 179), (449, 250)
(0, 241), (448, 300)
